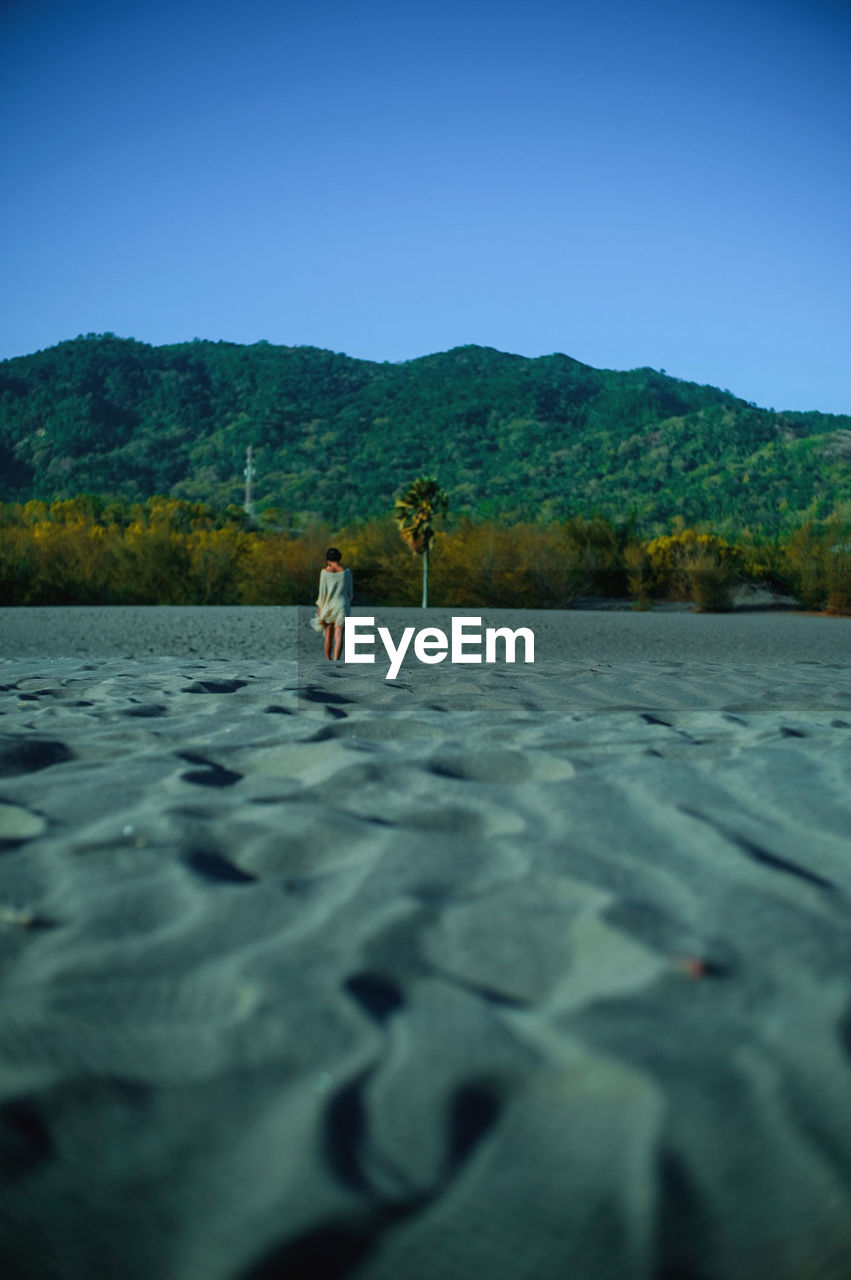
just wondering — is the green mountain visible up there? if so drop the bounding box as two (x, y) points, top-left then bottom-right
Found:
(1, 333), (849, 532)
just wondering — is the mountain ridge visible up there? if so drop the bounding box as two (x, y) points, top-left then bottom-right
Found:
(1, 334), (848, 533)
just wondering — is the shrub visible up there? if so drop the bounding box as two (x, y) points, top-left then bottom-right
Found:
(623, 542), (653, 609)
(685, 549), (733, 612)
(646, 529), (739, 609)
(825, 538), (851, 615)
(239, 523), (334, 605)
(777, 520), (851, 612)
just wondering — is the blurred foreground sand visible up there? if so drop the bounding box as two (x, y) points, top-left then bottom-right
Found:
(0, 606), (850, 1280)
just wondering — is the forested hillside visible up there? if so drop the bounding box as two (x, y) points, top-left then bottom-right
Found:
(1, 334), (849, 533)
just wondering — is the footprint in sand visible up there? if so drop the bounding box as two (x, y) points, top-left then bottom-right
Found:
(183, 850), (257, 884)
(179, 679), (248, 695)
(177, 753), (243, 789)
(0, 737), (73, 776)
(427, 748), (575, 784)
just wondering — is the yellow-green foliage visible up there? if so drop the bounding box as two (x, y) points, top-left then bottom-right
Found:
(623, 542), (653, 608)
(645, 528), (741, 610)
(781, 521), (851, 614)
(337, 518), (421, 605)
(428, 519), (612, 608)
(0, 497), (249, 605)
(1, 495), (849, 614)
(6, 499), (123, 604)
(239, 522), (334, 606)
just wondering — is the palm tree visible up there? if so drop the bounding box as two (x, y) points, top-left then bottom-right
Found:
(394, 476), (448, 607)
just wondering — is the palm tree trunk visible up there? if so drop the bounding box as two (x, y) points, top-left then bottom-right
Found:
(422, 544), (428, 608)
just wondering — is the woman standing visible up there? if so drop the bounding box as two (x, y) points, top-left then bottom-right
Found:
(316, 547), (353, 661)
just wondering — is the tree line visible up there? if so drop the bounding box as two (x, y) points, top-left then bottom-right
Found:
(1, 494), (849, 614)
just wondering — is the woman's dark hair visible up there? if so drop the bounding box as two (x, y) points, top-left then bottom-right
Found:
(325, 548), (342, 563)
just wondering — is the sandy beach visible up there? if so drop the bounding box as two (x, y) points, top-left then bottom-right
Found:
(1, 605), (850, 1280)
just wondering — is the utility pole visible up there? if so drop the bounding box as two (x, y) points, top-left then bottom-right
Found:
(244, 445), (256, 520)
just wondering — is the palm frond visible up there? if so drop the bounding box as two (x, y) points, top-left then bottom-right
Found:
(394, 476), (448, 555)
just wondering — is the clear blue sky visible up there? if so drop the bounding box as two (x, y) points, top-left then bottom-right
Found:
(2, 0), (849, 412)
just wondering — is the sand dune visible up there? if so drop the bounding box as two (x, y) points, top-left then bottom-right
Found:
(0, 605), (850, 1279)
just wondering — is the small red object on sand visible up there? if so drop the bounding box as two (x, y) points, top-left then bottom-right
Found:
(680, 956), (708, 978)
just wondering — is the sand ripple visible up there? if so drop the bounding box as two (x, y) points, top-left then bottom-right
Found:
(0, 607), (850, 1278)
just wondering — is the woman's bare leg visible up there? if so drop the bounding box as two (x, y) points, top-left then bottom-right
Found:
(332, 624), (343, 660)
(324, 623), (333, 660)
